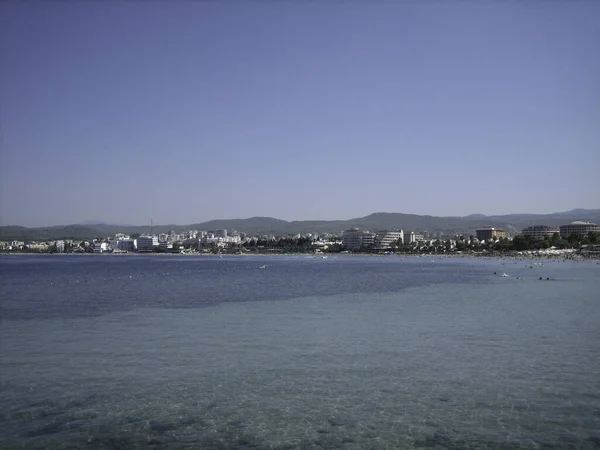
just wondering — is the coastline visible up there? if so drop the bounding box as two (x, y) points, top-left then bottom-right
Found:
(2, 251), (598, 261)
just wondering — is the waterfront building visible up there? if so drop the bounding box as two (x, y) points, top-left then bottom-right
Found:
(110, 237), (135, 252)
(362, 232), (376, 248)
(342, 229), (362, 251)
(374, 230), (404, 249)
(559, 221), (600, 238)
(93, 242), (109, 253)
(136, 235), (159, 252)
(404, 232), (425, 244)
(476, 226), (507, 241)
(119, 239), (135, 251)
(342, 229), (376, 251)
(28, 243), (49, 251)
(202, 234), (241, 245)
(521, 225), (559, 239)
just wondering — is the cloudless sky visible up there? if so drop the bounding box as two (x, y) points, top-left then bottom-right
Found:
(1, 1), (599, 226)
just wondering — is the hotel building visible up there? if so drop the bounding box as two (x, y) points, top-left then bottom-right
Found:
(476, 226), (507, 241)
(559, 222), (600, 238)
(521, 225), (559, 239)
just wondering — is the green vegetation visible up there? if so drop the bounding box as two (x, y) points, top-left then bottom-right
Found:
(363, 232), (600, 255)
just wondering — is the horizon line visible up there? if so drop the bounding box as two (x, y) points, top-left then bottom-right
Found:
(2, 207), (599, 229)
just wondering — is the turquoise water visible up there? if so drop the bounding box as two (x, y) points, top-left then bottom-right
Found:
(1, 256), (599, 449)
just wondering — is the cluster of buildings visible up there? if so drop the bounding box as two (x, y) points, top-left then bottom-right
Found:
(342, 229), (432, 251)
(340, 220), (600, 252)
(520, 221), (600, 239)
(0, 228), (341, 254)
(0, 240), (66, 252)
(2, 220), (598, 254)
(98, 228), (246, 253)
(463, 221), (599, 243)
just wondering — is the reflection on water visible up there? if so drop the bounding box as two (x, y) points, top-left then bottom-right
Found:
(1, 256), (599, 449)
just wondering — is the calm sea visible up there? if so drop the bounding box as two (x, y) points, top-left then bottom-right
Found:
(1, 255), (599, 449)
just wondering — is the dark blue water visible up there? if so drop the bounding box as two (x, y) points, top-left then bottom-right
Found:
(0, 255), (490, 321)
(1, 255), (599, 449)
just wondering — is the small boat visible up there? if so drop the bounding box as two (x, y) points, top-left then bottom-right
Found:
(501, 273), (509, 277)
(259, 265), (267, 269)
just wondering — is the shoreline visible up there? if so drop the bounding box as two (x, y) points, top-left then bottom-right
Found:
(1, 251), (599, 261)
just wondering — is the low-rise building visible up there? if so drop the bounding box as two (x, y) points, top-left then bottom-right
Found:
(28, 243), (49, 251)
(559, 221), (600, 238)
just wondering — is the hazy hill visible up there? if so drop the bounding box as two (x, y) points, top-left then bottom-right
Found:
(1, 209), (599, 241)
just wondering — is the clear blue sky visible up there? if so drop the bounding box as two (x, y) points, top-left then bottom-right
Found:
(1, 1), (599, 226)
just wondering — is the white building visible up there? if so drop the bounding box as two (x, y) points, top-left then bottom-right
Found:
(374, 230), (404, 249)
(404, 232), (425, 244)
(93, 242), (109, 253)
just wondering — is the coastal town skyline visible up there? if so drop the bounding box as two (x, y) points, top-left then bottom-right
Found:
(2, 2), (599, 227)
(2, 218), (598, 256)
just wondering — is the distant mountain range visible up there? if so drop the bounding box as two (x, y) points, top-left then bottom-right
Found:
(1, 209), (599, 241)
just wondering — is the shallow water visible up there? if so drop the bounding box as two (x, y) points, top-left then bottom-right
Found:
(1, 255), (599, 449)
